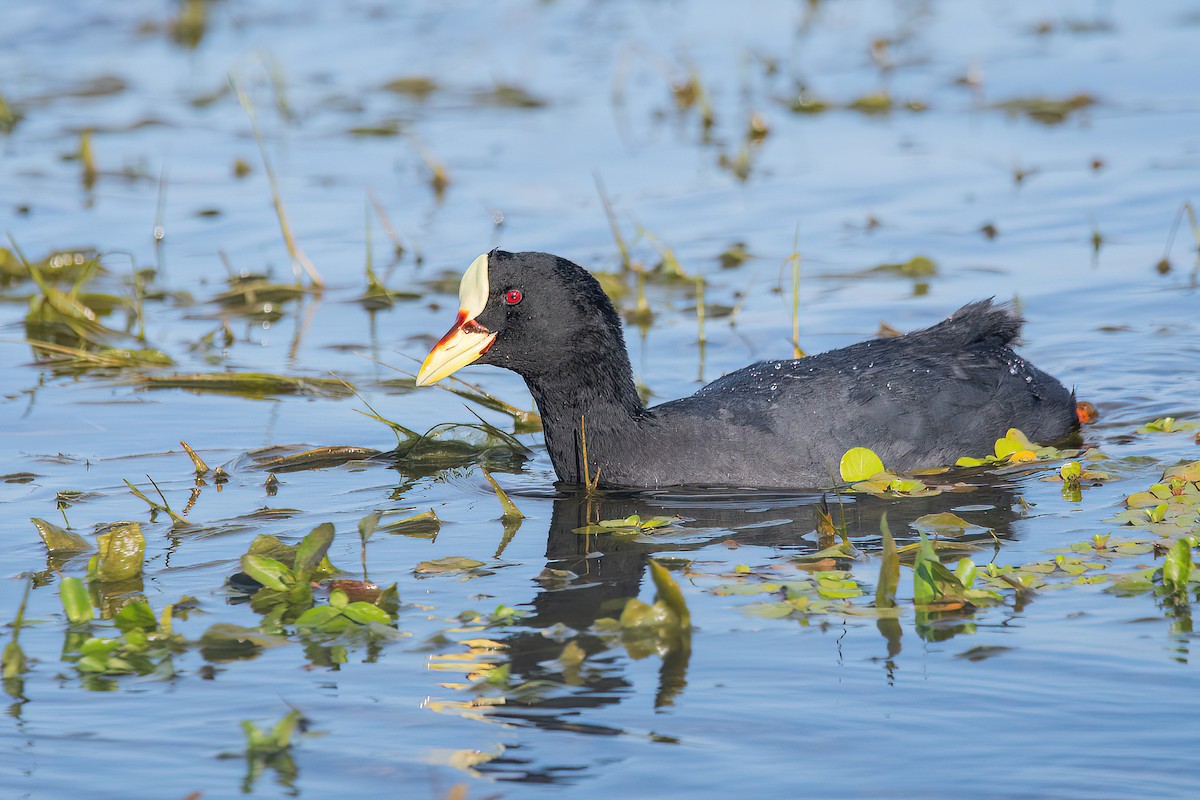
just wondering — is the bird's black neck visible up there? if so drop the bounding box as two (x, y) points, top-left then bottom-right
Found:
(519, 348), (645, 485)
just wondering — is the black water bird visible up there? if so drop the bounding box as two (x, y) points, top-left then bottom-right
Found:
(416, 250), (1079, 488)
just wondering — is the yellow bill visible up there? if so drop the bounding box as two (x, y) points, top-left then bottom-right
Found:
(416, 253), (496, 386)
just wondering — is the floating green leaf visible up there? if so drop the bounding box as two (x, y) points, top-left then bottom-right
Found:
(742, 601), (795, 618)
(573, 515), (678, 535)
(996, 428), (1038, 458)
(954, 559), (978, 590)
(241, 533), (339, 580)
(994, 436), (1022, 460)
(381, 75), (439, 97)
(1104, 569), (1156, 597)
(1163, 539), (1194, 593)
(379, 509), (441, 538)
(617, 598), (674, 629)
(60, 577), (93, 624)
(1163, 461), (1200, 482)
(357, 511), (381, 545)
(293, 523), (334, 580)
(875, 514), (899, 609)
(341, 601), (392, 626)
(113, 599), (158, 634)
(243, 709), (304, 755)
(87, 522), (145, 582)
(2, 637), (25, 682)
(849, 91), (894, 114)
(993, 94), (1096, 125)
(26, 339), (173, 372)
(474, 82), (546, 109)
(415, 557), (484, 575)
(869, 254), (936, 276)
(711, 582), (784, 596)
(912, 512), (991, 539)
(295, 589), (393, 632)
(649, 559), (691, 629)
(912, 532), (967, 608)
(3, 581), (31, 688)
(839, 447), (885, 482)
(816, 575), (862, 599)
(250, 447), (381, 475)
(199, 624), (288, 662)
(886, 476), (927, 494)
(33, 517), (92, 552)
(138, 372), (353, 397)
(955, 455), (989, 468)
(241, 555), (292, 592)
(1138, 417), (1200, 434)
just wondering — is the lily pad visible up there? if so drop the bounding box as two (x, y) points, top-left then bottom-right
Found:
(573, 515), (678, 535)
(912, 512), (991, 539)
(742, 601), (796, 619)
(1163, 461), (1200, 483)
(840, 447), (885, 482)
(710, 582), (784, 596)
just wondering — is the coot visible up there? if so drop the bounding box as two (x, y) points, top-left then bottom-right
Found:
(416, 250), (1078, 488)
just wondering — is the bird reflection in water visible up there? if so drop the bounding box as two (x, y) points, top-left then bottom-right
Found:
(455, 480), (1027, 783)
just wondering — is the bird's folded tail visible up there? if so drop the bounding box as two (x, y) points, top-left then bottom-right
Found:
(922, 299), (1023, 350)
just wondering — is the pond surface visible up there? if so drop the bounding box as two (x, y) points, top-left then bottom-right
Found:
(2, 1), (1200, 797)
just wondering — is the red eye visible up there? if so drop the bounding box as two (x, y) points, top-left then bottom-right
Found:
(504, 289), (523, 305)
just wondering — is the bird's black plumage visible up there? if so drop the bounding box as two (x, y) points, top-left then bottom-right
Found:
(442, 250), (1079, 488)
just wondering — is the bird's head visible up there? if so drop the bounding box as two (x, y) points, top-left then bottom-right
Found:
(416, 250), (624, 386)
